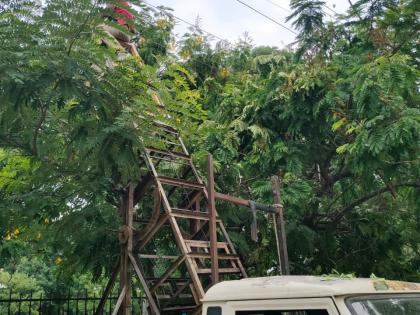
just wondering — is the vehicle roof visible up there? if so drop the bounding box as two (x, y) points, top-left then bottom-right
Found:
(202, 276), (420, 302)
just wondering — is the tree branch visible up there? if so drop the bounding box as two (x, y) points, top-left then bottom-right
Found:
(32, 104), (47, 156)
(66, 1), (98, 56)
(330, 181), (420, 223)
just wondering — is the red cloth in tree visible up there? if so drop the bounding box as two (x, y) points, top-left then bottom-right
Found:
(114, 6), (134, 26)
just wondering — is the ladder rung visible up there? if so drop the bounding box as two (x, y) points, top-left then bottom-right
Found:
(139, 254), (179, 260)
(184, 240), (228, 248)
(146, 277), (190, 282)
(147, 147), (191, 160)
(162, 305), (197, 311)
(158, 176), (205, 190)
(188, 253), (239, 260)
(154, 121), (179, 134)
(171, 208), (215, 221)
(197, 267), (241, 274)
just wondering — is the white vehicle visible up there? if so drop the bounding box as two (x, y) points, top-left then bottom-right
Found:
(202, 276), (420, 315)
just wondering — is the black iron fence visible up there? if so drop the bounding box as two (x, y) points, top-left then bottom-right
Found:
(0, 289), (145, 315)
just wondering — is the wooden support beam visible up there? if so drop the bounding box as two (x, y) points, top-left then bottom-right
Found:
(207, 154), (219, 285)
(112, 286), (126, 315)
(215, 192), (249, 207)
(129, 253), (160, 315)
(150, 255), (186, 293)
(134, 173), (154, 205)
(95, 259), (120, 315)
(139, 254), (179, 260)
(158, 176), (205, 190)
(137, 214), (169, 251)
(271, 176), (290, 275)
(161, 281), (192, 310)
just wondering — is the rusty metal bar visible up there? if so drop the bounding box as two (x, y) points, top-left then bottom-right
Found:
(207, 154), (219, 285)
(271, 176), (290, 275)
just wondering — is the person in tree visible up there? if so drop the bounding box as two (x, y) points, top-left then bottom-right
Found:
(100, 0), (140, 58)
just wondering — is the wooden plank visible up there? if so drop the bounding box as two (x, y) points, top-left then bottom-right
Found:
(129, 253), (160, 315)
(133, 172), (154, 205)
(161, 281), (193, 309)
(95, 259), (120, 315)
(158, 176), (205, 190)
(197, 267), (241, 274)
(137, 214), (169, 251)
(172, 208), (217, 221)
(184, 240), (228, 248)
(147, 147), (191, 160)
(207, 154), (219, 285)
(111, 285), (126, 315)
(153, 120), (178, 134)
(188, 253), (239, 260)
(218, 222), (248, 278)
(215, 192), (250, 207)
(150, 255), (186, 293)
(162, 305), (197, 312)
(136, 188), (161, 243)
(148, 160), (205, 301)
(271, 175), (290, 275)
(139, 254), (179, 260)
(166, 214), (205, 301)
(182, 190), (204, 210)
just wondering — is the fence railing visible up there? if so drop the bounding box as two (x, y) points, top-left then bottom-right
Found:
(0, 289), (145, 315)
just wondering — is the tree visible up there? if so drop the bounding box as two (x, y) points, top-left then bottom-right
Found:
(0, 0), (204, 279)
(178, 0), (420, 279)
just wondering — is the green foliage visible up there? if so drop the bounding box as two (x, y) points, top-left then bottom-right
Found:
(0, 0), (204, 281)
(177, 0), (419, 280)
(0, 0), (419, 290)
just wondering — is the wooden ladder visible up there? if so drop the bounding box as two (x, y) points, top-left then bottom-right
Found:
(135, 121), (247, 314)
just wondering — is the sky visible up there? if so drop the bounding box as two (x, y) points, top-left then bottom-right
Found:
(145, 0), (351, 48)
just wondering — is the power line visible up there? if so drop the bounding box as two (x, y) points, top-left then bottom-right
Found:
(323, 4), (339, 15)
(265, 0), (335, 19)
(234, 0), (298, 35)
(263, 0), (290, 14)
(142, 0), (229, 43)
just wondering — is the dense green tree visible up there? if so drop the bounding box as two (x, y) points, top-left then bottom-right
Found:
(0, 0), (203, 280)
(178, 0), (419, 279)
(1, 0), (419, 290)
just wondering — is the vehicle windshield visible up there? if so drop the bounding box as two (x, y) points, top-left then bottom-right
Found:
(347, 294), (420, 315)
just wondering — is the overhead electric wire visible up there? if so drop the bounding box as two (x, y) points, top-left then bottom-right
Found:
(263, 0), (290, 14)
(323, 4), (339, 15)
(264, 0), (335, 19)
(234, 0), (297, 35)
(142, 0), (229, 43)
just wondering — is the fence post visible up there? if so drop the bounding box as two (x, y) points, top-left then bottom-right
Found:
(8, 289), (11, 315)
(76, 291), (79, 315)
(39, 293), (43, 314)
(67, 290), (70, 315)
(85, 289), (88, 314)
(28, 290), (32, 315)
(93, 292), (96, 315)
(18, 292), (22, 315)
